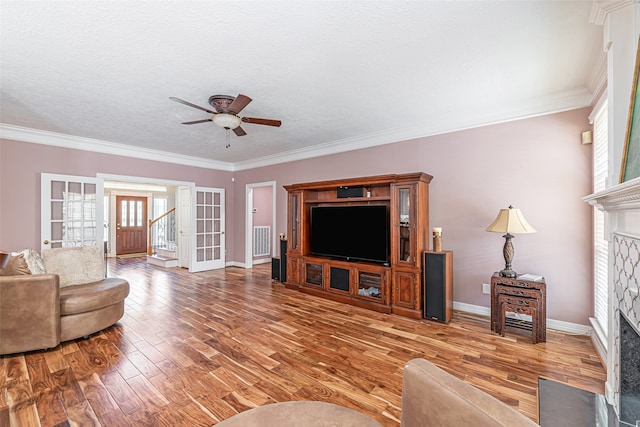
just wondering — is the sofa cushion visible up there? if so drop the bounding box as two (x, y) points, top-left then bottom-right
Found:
(12, 249), (45, 274)
(59, 278), (129, 316)
(0, 254), (31, 276)
(42, 245), (104, 287)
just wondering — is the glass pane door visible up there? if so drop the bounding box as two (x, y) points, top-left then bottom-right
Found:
(41, 173), (101, 251)
(191, 186), (225, 272)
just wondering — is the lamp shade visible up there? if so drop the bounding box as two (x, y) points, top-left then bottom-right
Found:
(485, 206), (536, 234)
(212, 113), (242, 129)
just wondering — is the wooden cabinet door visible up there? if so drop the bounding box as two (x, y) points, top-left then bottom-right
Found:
(286, 255), (301, 285)
(303, 261), (324, 288)
(393, 271), (418, 309)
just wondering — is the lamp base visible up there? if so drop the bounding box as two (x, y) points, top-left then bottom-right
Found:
(499, 269), (518, 278)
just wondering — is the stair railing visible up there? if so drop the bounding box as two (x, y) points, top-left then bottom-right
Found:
(147, 208), (176, 256)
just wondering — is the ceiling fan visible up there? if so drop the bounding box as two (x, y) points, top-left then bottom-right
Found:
(169, 94), (281, 137)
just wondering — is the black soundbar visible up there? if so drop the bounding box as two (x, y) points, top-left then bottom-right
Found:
(337, 186), (365, 198)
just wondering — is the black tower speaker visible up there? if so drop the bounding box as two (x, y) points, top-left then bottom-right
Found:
(280, 238), (287, 283)
(423, 251), (453, 323)
(271, 258), (280, 281)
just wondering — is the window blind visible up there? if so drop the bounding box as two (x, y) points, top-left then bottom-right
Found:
(592, 99), (608, 338)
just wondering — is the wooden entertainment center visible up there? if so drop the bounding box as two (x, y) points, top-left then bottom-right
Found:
(284, 172), (432, 319)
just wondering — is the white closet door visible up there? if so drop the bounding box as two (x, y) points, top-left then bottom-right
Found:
(41, 173), (103, 251)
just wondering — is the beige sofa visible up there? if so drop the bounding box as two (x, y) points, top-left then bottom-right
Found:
(215, 358), (539, 426)
(0, 245), (129, 355)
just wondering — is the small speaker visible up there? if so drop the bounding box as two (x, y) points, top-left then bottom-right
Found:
(329, 267), (350, 292)
(337, 186), (365, 198)
(423, 251), (453, 323)
(271, 258), (280, 281)
(280, 239), (287, 283)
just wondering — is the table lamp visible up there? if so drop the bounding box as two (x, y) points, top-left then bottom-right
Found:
(486, 205), (536, 278)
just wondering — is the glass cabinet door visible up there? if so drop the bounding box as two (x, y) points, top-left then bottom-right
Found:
(289, 192), (300, 252)
(395, 186), (414, 264)
(357, 270), (383, 301)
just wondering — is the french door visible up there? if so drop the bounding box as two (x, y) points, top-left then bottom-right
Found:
(40, 173), (102, 251)
(191, 187), (225, 272)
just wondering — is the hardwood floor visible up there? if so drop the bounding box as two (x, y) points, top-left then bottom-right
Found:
(1, 258), (606, 426)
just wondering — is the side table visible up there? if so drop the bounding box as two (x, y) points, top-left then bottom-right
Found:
(490, 272), (546, 343)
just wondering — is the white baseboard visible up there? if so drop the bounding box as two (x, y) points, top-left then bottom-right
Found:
(453, 301), (592, 335)
(226, 259), (271, 268)
(226, 261), (247, 268)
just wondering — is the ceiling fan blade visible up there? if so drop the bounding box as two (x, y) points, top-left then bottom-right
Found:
(181, 119), (212, 125)
(233, 126), (247, 137)
(170, 97), (216, 114)
(242, 117), (282, 127)
(228, 94), (252, 115)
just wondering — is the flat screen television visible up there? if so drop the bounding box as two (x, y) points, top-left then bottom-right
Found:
(310, 205), (389, 264)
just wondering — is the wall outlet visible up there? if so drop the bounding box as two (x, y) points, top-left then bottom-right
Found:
(482, 283), (490, 294)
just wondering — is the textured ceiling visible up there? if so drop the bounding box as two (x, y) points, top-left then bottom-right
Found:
(0, 1), (603, 169)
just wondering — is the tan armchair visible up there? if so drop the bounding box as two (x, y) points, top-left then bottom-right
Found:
(0, 246), (129, 355)
(0, 274), (61, 354)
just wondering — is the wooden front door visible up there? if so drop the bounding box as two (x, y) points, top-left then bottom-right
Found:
(116, 196), (147, 255)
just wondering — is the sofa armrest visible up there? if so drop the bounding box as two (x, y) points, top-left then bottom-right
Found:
(401, 358), (538, 427)
(0, 274), (61, 355)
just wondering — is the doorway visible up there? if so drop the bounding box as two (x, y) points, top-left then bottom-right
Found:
(245, 181), (277, 269)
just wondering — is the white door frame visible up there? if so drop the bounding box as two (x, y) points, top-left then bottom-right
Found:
(177, 186), (191, 268)
(245, 181), (277, 269)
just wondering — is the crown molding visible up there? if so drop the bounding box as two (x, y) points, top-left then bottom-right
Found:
(588, 52), (609, 103)
(590, 0), (635, 26)
(0, 124), (234, 171)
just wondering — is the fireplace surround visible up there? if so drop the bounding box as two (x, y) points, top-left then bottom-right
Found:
(585, 176), (640, 425)
(619, 313), (640, 424)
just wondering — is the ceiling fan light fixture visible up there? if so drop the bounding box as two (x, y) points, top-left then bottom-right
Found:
(212, 113), (242, 129)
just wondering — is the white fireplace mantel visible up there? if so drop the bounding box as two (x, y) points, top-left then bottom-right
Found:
(584, 176), (640, 211)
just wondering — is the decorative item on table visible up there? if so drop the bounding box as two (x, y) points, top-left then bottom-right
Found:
(432, 227), (443, 252)
(485, 206), (536, 278)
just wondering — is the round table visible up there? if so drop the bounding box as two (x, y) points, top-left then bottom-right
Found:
(214, 400), (384, 427)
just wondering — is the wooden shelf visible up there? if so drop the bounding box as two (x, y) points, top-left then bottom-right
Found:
(304, 196), (390, 204)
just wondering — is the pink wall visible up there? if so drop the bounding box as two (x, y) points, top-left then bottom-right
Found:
(1, 108), (593, 324)
(0, 139), (234, 252)
(234, 108), (594, 325)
